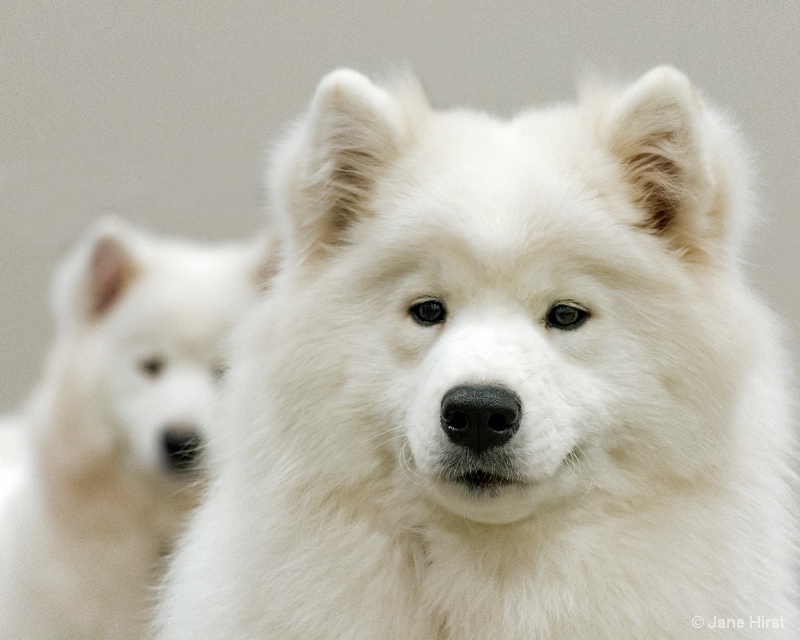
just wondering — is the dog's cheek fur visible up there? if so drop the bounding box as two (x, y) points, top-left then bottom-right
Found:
(244, 271), (420, 482)
(587, 281), (750, 485)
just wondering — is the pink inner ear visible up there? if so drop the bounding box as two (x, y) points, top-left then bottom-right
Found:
(90, 238), (135, 316)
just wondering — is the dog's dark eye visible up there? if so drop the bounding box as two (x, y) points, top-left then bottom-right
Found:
(211, 362), (228, 382)
(140, 357), (165, 378)
(410, 299), (447, 326)
(546, 303), (589, 330)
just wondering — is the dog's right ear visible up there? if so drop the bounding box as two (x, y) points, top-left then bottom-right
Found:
(270, 69), (427, 266)
(52, 216), (141, 326)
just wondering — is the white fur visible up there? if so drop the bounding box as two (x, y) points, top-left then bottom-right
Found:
(157, 67), (798, 639)
(0, 416), (24, 506)
(0, 218), (274, 639)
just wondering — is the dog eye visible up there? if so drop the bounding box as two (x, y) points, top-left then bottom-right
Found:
(410, 299), (447, 326)
(211, 362), (228, 382)
(546, 303), (589, 330)
(140, 356), (166, 378)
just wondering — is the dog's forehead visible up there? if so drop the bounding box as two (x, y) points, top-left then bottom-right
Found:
(99, 250), (255, 352)
(385, 109), (602, 235)
(107, 289), (230, 352)
(365, 203), (631, 306)
(356, 118), (662, 297)
(376, 132), (614, 267)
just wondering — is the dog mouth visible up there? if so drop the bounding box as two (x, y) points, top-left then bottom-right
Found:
(438, 456), (524, 494)
(433, 448), (526, 495)
(452, 469), (516, 492)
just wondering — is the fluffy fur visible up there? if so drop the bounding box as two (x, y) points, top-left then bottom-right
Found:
(156, 67), (798, 639)
(0, 416), (23, 505)
(0, 218), (274, 639)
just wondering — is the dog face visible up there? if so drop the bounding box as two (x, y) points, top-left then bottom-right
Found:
(371, 161), (735, 524)
(52, 219), (271, 480)
(265, 68), (749, 524)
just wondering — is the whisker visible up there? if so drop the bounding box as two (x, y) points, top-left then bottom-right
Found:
(364, 425), (404, 443)
(398, 439), (427, 489)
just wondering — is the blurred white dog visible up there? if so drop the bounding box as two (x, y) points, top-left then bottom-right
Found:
(157, 68), (798, 638)
(0, 217), (275, 639)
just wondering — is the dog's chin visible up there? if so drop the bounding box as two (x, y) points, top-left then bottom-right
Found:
(427, 449), (585, 524)
(163, 466), (203, 481)
(430, 476), (535, 524)
(426, 464), (534, 524)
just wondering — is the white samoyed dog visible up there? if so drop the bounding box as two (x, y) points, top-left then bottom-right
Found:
(0, 217), (275, 639)
(156, 67), (798, 639)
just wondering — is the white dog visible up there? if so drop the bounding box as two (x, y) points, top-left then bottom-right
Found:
(0, 217), (275, 639)
(156, 67), (798, 639)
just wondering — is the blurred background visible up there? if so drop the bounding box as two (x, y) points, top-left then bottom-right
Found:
(1, 1), (798, 411)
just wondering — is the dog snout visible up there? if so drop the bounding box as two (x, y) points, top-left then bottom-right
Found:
(161, 424), (204, 473)
(440, 385), (521, 454)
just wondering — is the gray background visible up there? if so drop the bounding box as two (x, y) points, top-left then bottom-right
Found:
(1, 1), (798, 411)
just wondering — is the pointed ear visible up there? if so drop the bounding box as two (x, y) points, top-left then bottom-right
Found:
(601, 66), (724, 259)
(247, 229), (282, 293)
(270, 68), (427, 265)
(52, 216), (141, 326)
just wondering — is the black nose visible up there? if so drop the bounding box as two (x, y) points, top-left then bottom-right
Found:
(162, 426), (204, 473)
(440, 385), (521, 454)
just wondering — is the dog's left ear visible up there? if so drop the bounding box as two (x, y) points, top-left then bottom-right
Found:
(270, 69), (427, 266)
(52, 216), (142, 328)
(601, 66), (733, 260)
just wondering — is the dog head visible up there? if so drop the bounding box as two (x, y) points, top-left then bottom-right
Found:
(263, 67), (752, 524)
(50, 217), (275, 481)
